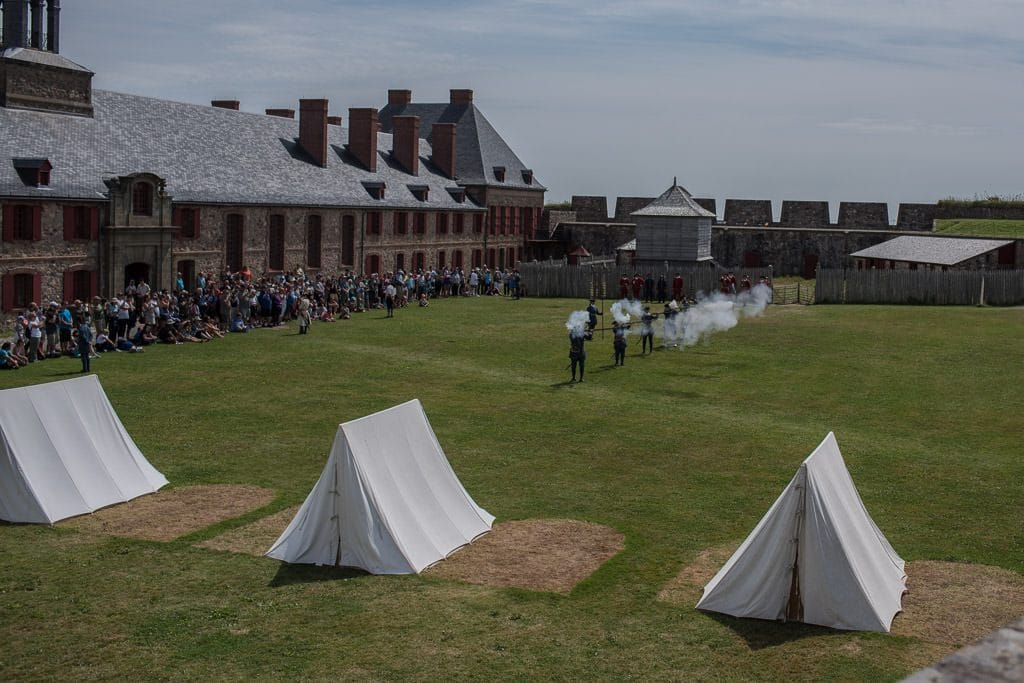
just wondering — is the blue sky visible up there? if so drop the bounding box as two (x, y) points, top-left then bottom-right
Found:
(62, 1), (1024, 217)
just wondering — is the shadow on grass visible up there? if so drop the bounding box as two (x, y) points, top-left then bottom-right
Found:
(550, 379), (577, 388)
(706, 612), (846, 650)
(268, 562), (368, 587)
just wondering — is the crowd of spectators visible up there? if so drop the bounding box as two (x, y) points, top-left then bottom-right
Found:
(0, 265), (524, 371)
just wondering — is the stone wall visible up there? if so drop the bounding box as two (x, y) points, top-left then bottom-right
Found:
(712, 227), (899, 277)
(571, 195), (609, 223)
(896, 204), (939, 231)
(723, 199), (773, 226)
(614, 197), (653, 223)
(838, 202), (888, 228)
(779, 201), (830, 228)
(559, 222), (635, 259)
(695, 198), (717, 218)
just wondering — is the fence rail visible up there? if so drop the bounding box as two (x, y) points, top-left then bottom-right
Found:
(518, 260), (774, 301)
(816, 269), (1024, 305)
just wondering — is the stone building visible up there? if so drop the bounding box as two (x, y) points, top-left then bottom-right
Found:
(0, 1), (543, 310)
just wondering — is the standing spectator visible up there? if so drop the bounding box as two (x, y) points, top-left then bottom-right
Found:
(43, 303), (59, 357)
(77, 316), (94, 373)
(27, 311), (43, 362)
(384, 281), (397, 318)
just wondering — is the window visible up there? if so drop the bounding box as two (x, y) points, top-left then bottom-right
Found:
(408, 185), (429, 202)
(413, 252), (425, 272)
(493, 166), (506, 182)
(13, 206), (33, 240)
(178, 259), (196, 290)
(521, 169), (533, 185)
(13, 273), (34, 308)
(307, 215), (322, 268)
(180, 208), (199, 239)
(436, 213), (448, 235)
(73, 207), (90, 239)
(132, 181), (153, 216)
(472, 249), (482, 268)
(447, 187), (466, 203)
(507, 247), (516, 268)
(225, 214), (244, 272)
(395, 253), (405, 272)
(413, 212), (426, 235)
(38, 169), (51, 186)
(487, 248), (497, 267)
(63, 206), (97, 241)
(473, 213), (483, 234)
(362, 181), (386, 200)
(453, 213), (465, 234)
(438, 250), (446, 269)
(366, 211), (381, 236)
(365, 254), (380, 275)
(395, 212), (408, 235)
(342, 215), (355, 266)
(489, 207), (497, 235)
(71, 270), (93, 302)
(268, 214), (285, 271)
(523, 206), (535, 237)
(453, 250), (464, 268)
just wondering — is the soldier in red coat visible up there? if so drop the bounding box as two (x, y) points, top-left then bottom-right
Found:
(618, 275), (629, 299)
(672, 273), (684, 301)
(631, 273), (643, 300)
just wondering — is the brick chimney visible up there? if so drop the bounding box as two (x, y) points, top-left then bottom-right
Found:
(211, 100), (240, 110)
(450, 89), (473, 106)
(299, 98), (329, 168)
(327, 115), (342, 126)
(388, 89), (412, 107)
(431, 123), (456, 179)
(348, 108), (379, 172)
(3, 0), (30, 49)
(46, 0), (60, 52)
(265, 108), (295, 119)
(391, 116), (420, 176)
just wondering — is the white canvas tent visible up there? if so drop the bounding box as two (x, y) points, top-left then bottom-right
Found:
(266, 399), (494, 574)
(0, 375), (168, 524)
(696, 432), (906, 632)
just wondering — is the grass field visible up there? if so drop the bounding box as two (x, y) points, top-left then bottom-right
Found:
(933, 218), (1024, 237)
(1, 298), (1022, 680)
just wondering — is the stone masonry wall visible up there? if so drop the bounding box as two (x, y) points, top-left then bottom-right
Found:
(838, 202), (888, 228)
(614, 197), (654, 223)
(560, 222), (636, 259)
(571, 195), (609, 223)
(779, 201), (830, 228)
(896, 204), (939, 231)
(723, 199), (773, 226)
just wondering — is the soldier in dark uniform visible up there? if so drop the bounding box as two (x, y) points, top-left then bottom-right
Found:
(569, 328), (592, 382)
(643, 273), (655, 302)
(640, 306), (658, 354)
(656, 274), (667, 303)
(612, 322), (628, 366)
(586, 299), (601, 330)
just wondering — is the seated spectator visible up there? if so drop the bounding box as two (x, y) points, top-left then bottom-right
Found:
(418, 293), (429, 307)
(0, 341), (21, 369)
(94, 331), (117, 353)
(116, 337), (143, 353)
(229, 313), (248, 333)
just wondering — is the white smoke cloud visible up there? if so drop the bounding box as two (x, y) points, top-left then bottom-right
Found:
(565, 310), (589, 338)
(660, 283), (772, 348)
(610, 298), (644, 323)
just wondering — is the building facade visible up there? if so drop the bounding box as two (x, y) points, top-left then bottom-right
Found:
(0, 2), (544, 310)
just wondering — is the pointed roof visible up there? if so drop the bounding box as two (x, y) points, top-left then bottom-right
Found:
(379, 101), (544, 191)
(631, 180), (715, 218)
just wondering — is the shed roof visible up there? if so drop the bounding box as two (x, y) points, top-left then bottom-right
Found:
(631, 182), (715, 218)
(849, 236), (1013, 266)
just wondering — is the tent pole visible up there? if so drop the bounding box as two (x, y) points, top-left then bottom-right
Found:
(786, 465), (806, 622)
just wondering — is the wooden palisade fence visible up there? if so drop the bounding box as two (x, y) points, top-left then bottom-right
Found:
(816, 269), (1024, 305)
(518, 260), (774, 301)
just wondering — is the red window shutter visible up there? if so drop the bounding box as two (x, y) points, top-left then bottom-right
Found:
(193, 207), (202, 239)
(89, 270), (98, 299)
(64, 206), (76, 241)
(32, 207), (42, 241)
(90, 207), (99, 240)
(2, 205), (13, 242)
(63, 270), (74, 302)
(1, 274), (13, 311)
(172, 208), (182, 238)
(32, 272), (42, 305)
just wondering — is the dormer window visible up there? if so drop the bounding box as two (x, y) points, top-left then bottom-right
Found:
(446, 187), (466, 204)
(13, 158), (52, 187)
(132, 181), (153, 215)
(362, 181), (386, 200)
(408, 185), (429, 202)
(493, 166), (506, 182)
(521, 169), (533, 185)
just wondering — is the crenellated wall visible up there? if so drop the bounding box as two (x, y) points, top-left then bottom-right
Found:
(837, 202), (888, 229)
(779, 201), (829, 228)
(570, 195), (609, 223)
(723, 199), (772, 226)
(614, 197), (653, 223)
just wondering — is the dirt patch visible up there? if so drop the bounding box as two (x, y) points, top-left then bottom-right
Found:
(657, 541), (740, 605)
(196, 506), (299, 556)
(661, 547), (1024, 648)
(60, 485), (276, 542)
(425, 519), (624, 593)
(892, 560), (1024, 646)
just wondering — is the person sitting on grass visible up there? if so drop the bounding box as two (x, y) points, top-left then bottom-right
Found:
(419, 292), (429, 307)
(94, 331), (117, 353)
(0, 341), (22, 369)
(229, 312), (248, 333)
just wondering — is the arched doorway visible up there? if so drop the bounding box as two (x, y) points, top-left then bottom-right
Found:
(124, 262), (151, 290)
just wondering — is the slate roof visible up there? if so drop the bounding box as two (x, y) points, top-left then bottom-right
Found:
(631, 182), (715, 218)
(850, 236), (1013, 265)
(0, 89), (485, 211)
(378, 101), (544, 191)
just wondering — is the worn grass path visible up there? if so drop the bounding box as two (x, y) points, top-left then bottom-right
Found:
(1, 298), (1021, 680)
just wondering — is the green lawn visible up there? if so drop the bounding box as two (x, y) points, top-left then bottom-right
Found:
(934, 218), (1024, 238)
(1, 299), (1022, 681)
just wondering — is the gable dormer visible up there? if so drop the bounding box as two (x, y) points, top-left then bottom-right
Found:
(493, 166), (506, 182)
(13, 158), (51, 187)
(408, 184), (429, 202)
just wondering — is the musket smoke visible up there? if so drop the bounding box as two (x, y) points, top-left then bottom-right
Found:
(565, 310), (589, 338)
(662, 283), (772, 348)
(610, 298), (644, 323)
